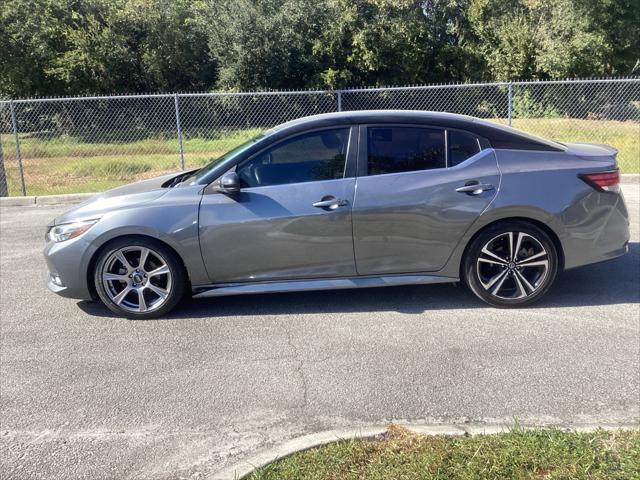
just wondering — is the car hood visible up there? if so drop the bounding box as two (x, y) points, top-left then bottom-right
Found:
(51, 172), (180, 226)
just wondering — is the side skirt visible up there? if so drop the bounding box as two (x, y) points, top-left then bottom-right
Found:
(191, 274), (458, 299)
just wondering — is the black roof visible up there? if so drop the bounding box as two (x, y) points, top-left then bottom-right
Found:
(267, 110), (564, 152)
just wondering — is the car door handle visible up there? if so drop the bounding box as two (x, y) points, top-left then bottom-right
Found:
(456, 182), (494, 195)
(313, 197), (348, 210)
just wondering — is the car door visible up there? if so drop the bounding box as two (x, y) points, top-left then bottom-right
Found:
(198, 126), (357, 284)
(352, 124), (500, 275)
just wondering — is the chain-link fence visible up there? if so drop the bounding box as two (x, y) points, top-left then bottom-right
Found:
(0, 78), (638, 196)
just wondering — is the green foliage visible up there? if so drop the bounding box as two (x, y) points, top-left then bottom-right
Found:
(0, 0), (214, 96)
(204, 0), (327, 90)
(0, 0), (69, 97)
(310, 0), (482, 88)
(512, 90), (559, 118)
(467, 0), (620, 81)
(0, 0), (639, 97)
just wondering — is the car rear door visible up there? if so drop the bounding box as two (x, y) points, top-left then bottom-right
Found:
(352, 124), (500, 275)
(198, 126), (358, 284)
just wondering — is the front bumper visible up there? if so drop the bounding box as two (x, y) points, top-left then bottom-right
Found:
(44, 236), (98, 300)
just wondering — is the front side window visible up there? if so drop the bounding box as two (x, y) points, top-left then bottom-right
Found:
(237, 128), (349, 188)
(448, 130), (481, 166)
(367, 127), (445, 176)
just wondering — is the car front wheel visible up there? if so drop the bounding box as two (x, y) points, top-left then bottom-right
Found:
(94, 237), (186, 319)
(464, 221), (559, 308)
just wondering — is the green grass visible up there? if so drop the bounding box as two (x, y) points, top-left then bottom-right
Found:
(248, 425), (640, 480)
(1, 128), (261, 196)
(1, 119), (638, 196)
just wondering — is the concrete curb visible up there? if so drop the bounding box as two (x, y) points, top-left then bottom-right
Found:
(0, 192), (96, 207)
(622, 173), (640, 184)
(210, 422), (639, 480)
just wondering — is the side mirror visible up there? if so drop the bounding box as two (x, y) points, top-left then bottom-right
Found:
(218, 171), (241, 193)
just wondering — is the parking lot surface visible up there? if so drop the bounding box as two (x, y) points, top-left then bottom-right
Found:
(1, 185), (638, 479)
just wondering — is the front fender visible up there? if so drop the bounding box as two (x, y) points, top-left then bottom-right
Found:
(81, 185), (209, 286)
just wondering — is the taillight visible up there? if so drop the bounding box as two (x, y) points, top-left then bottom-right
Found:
(579, 170), (620, 193)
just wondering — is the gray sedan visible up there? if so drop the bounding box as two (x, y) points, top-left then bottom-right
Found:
(44, 111), (630, 318)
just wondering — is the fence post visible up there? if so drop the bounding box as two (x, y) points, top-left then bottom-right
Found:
(0, 129), (7, 197)
(174, 94), (185, 170)
(507, 82), (513, 127)
(336, 90), (342, 112)
(9, 100), (26, 196)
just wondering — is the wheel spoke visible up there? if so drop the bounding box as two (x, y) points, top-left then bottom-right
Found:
(112, 287), (132, 305)
(513, 232), (525, 261)
(148, 264), (169, 277)
(482, 268), (508, 290)
(519, 260), (549, 268)
(115, 251), (132, 270)
(517, 250), (547, 265)
(491, 270), (510, 296)
(478, 257), (507, 266)
(103, 272), (127, 282)
(507, 232), (514, 260)
(146, 284), (169, 299)
(138, 289), (148, 312)
(515, 269), (536, 293)
(512, 271), (528, 298)
(480, 245), (509, 265)
(138, 247), (150, 271)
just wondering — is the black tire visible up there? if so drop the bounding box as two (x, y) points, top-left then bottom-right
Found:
(93, 237), (187, 319)
(463, 221), (559, 308)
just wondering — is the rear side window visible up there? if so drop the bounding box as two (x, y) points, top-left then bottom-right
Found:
(448, 130), (481, 166)
(367, 127), (445, 175)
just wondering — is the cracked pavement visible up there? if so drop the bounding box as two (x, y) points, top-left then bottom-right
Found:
(1, 184), (639, 479)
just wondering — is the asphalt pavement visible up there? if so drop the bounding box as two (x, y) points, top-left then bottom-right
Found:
(1, 185), (639, 479)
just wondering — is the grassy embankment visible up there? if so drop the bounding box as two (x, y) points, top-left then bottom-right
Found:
(248, 425), (640, 480)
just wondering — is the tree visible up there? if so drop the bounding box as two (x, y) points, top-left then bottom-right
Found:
(203, 0), (326, 90)
(47, 0), (216, 94)
(311, 0), (483, 88)
(1, 0), (637, 97)
(0, 0), (69, 97)
(467, 0), (612, 80)
(575, 0), (640, 75)
(1, 0), (217, 97)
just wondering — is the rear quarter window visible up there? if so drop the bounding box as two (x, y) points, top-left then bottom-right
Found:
(448, 130), (482, 166)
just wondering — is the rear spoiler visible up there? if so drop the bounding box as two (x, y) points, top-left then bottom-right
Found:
(562, 142), (618, 158)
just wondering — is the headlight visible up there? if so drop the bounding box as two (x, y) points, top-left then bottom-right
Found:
(47, 219), (99, 243)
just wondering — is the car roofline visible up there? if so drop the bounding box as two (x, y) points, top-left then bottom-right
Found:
(264, 110), (564, 152)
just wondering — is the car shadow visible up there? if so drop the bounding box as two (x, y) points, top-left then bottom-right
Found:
(78, 242), (639, 320)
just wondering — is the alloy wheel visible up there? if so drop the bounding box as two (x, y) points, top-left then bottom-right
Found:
(476, 231), (550, 300)
(101, 246), (173, 313)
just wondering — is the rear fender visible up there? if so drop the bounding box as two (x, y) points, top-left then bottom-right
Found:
(437, 205), (566, 278)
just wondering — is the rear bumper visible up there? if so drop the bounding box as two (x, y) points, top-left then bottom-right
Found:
(561, 191), (630, 270)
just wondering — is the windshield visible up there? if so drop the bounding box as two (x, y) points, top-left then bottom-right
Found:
(186, 134), (265, 184)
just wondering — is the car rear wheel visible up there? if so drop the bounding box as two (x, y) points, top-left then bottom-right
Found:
(464, 221), (558, 308)
(94, 237), (186, 319)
